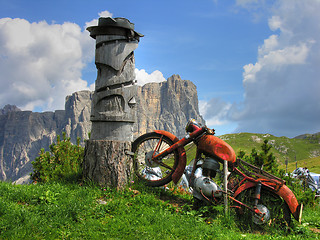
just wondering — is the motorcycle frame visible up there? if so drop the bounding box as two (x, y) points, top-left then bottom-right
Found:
(146, 127), (302, 222)
(149, 127), (268, 218)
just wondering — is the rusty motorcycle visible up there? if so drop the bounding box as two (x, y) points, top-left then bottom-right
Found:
(132, 119), (303, 225)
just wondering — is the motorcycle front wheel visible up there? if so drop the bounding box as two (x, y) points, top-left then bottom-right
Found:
(235, 187), (292, 229)
(132, 132), (179, 187)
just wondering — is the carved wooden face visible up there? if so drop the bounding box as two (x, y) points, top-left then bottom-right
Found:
(91, 35), (138, 123)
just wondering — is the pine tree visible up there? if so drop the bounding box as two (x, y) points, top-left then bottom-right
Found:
(238, 139), (279, 174)
(31, 133), (84, 183)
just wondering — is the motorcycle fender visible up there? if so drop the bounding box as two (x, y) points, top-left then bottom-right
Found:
(233, 181), (256, 199)
(233, 182), (302, 221)
(277, 184), (302, 222)
(154, 130), (186, 184)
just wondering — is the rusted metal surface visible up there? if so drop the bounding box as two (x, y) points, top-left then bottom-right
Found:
(133, 119), (302, 224)
(276, 184), (302, 221)
(197, 135), (236, 164)
(232, 180), (302, 221)
(153, 130), (187, 184)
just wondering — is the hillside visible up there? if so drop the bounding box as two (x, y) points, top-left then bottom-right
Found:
(283, 156), (320, 173)
(1, 181), (319, 239)
(219, 132), (320, 171)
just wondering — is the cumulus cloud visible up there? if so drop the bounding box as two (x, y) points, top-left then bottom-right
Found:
(203, 0), (320, 137)
(0, 17), (95, 111)
(231, 0), (320, 137)
(199, 98), (231, 126)
(135, 69), (167, 86)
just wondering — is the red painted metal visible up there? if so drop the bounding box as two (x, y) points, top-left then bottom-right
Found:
(197, 135), (236, 164)
(233, 181), (256, 198)
(233, 181), (301, 221)
(276, 184), (302, 221)
(154, 130), (179, 143)
(154, 130), (187, 184)
(142, 123), (302, 224)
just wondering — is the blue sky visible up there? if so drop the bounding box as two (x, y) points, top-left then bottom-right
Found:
(0, 0), (319, 137)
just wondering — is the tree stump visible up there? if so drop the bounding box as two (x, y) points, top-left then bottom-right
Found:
(83, 140), (133, 189)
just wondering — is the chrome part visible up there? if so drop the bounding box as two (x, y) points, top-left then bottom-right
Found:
(145, 151), (159, 167)
(202, 157), (220, 178)
(194, 176), (222, 198)
(141, 167), (163, 181)
(253, 204), (271, 225)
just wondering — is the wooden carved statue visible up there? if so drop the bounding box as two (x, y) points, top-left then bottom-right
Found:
(87, 17), (143, 141)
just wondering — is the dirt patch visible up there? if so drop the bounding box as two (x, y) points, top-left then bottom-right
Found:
(310, 227), (320, 233)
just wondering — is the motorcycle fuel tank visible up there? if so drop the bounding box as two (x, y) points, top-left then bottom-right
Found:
(197, 135), (236, 164)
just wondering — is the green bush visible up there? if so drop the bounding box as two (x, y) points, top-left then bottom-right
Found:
(30, 133), (84, 183)
(238, 139), (279, 175)
(283, 175), (319, 207)
(238, 140), (319, 207)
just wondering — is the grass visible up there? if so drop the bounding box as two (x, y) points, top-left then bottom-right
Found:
(0, 181), (319, 239)
(281, 156), (320, 173)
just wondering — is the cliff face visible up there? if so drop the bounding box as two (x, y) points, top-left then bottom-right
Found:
(0, 91), (93, 183)
(0, 75), (204, 183)
(134, 74), (204, 138)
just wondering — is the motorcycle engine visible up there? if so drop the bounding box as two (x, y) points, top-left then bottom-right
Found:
(194, 176), (222, 198)
(192, 157), (222, 201)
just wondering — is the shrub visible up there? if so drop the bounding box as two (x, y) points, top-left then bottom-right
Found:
(238, 141), (319, 206)
(31, 133), (84, 183)
(238, 140), (279, 175)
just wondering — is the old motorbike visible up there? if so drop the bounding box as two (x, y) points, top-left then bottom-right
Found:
(132, 119), (303, 225)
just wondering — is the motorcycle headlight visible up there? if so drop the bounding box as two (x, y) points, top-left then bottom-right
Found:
(185, 119), (201, 133)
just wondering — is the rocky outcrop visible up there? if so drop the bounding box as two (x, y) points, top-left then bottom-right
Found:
(294, 132), (320, 144)
(0, 104), (21, 115)
(0, 91), (92, 183)
(0, 75), (204, 183)
(134, 74), (204, 138)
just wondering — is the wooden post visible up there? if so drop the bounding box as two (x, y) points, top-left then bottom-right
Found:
(223, 160), (228, 215)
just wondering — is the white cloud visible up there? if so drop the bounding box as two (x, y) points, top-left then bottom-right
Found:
(135, 69), (166, 86)
(236, 0), (259, 7)
(85, 10), (113, 29)
(199, 98), (232, 126)
(231, 0), (320, 137)
(202, 0), (320, 137)
(268, 16), (282, 31)
(0, 17), (97, 111)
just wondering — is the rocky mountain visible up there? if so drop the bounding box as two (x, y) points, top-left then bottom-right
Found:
(134, 75), (204, 138)
(0, 75), (204, 183)
(294, 132), (320, 143)
(0, 104), (21, 115)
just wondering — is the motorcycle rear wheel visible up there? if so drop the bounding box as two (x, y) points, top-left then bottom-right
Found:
(235, 187), (292, 229)
(132, 132), (179, 187)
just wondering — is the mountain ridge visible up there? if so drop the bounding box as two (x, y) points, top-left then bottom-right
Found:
(0, 75), (205, 183)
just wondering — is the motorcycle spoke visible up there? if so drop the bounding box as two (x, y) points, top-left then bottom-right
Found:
(132, 132), (179, 187)
(152, 158), (174, 171)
